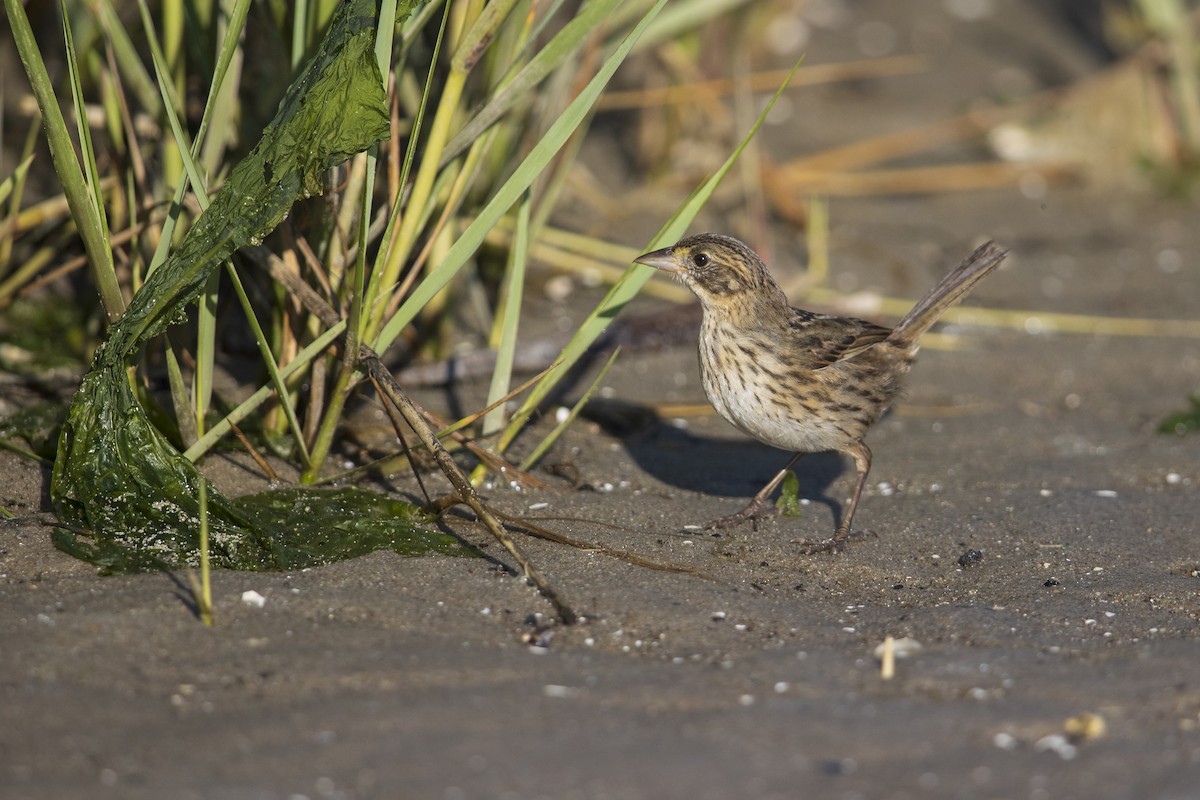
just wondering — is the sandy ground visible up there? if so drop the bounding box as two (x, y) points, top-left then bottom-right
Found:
(4, 2), (1200, 799)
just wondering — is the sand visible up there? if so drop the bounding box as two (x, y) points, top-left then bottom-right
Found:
(3, 1), (1200, 798)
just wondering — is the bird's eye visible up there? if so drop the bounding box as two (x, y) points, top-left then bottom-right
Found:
(693, 252), (710, 267)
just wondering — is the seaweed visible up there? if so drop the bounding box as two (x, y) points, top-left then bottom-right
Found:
(49, 0), (460, 572)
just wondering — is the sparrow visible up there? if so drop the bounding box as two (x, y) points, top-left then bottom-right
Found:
(635, 234), (1007, 552)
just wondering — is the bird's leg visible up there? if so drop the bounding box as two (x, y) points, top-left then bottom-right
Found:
(798, 441), (871, 554)
(703, 453), (804, 531)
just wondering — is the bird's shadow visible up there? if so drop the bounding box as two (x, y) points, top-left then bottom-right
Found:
(584, 399), (848, 529)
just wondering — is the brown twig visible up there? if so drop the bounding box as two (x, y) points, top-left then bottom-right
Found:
(369, 372), (433, 505)
(421, 405), (554, 491)
(495, 510), (707, 578)
(360, 344), (577, 624)
(228, 420), (280, 483)
(245, 244), (342, 329)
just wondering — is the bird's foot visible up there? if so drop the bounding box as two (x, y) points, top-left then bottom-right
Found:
(702, 497), (778, 532)
(794, 526), (867, 555)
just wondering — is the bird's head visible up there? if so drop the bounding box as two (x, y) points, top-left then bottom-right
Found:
(634, 234), (782, 306)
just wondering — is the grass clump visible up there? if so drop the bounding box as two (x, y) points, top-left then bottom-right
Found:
(2, 0), (765, 599)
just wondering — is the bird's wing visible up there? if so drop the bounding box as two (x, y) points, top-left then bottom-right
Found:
(786, 310), (892, 369)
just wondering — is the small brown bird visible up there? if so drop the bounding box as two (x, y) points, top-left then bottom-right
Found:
(634, 234), (1007, 552)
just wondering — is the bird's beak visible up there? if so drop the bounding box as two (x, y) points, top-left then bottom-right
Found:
(633, 246), (682, 274)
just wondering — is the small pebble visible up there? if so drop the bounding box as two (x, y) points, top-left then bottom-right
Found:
(957, 549), (983, 568)
(1035, 733), (1077, 760)
(543, 274), (574, 302)
(993, 732), (1018, 750)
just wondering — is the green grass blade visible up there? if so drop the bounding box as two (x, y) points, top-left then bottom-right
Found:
(136, 0), (219, 436)
(482, 192), (530, 437)
(96, 0), (163, 119)
(638, 0), (755, 47)
(140, 0), (252, 275)
(136, 0), (204, 194)
(442, 0), (623, 164)
(197, 475), (213, 625)
(519, 347), (619, 471)
(373, 0), (669, 355)
(184, 321), (346, 462)
(0, 154), (34, 207)
(0, 150), (36, 278)
(360, 0), (451, 342)
(5, 0), (124, 319)
(159, 0), (186, 189)
(191, 278), (218, 437)
(164, 342), (198, 445)
(449, 0), (521, 74)
(302, 0), (399, 480)
(495, 55), (806, 455)
(365, 64), (467, 340)
(61, 0), (112, 260)
(198, 0), (253, 176)
(223, 262), (312, 466)
(291, 0), (309, 69)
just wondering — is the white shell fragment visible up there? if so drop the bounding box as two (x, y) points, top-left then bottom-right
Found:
(241, 590), (266, 608)
(874, 636), (923, 680)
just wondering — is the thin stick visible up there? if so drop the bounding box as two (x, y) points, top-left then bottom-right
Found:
(360, 345), (577, 624)
(369, 373), (433, 506)
(228, 420), (279, 483)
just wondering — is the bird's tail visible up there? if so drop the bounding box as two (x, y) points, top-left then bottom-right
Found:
(890, 241), (1008, 349)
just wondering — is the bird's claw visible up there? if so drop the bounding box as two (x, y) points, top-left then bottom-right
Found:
(794, 527), (865, 555)
(795, 537), (846, 555)
(702, 498), (778, 532)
